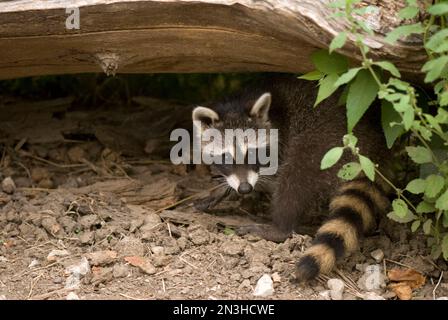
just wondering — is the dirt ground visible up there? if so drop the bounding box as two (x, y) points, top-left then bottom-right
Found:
(0, 95), (447, 300)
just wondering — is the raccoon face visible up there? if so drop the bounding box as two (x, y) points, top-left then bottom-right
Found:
(192, 92), (272, 194)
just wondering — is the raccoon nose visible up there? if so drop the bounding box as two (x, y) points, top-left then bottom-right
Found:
(238, 182), (253, 194)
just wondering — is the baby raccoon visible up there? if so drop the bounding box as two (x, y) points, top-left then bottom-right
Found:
(192, 75), (392, 282)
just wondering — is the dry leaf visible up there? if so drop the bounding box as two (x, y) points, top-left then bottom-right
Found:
(388, 268), (426, 289)
(389, 283), (413, 300)
(124, 256), (156, 275)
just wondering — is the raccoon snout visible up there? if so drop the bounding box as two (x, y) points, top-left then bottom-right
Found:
(238, 182), (253, 194)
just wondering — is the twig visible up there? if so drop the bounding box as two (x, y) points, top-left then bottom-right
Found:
(29, 287), (70, 300)
(119, 293), (145, 300)
(21, 152), (87, 168)
(433, 271), (444, 300)
(153, 184), (225, 214)
(27, 272), (44, 300)
(179, 256), (199, 270)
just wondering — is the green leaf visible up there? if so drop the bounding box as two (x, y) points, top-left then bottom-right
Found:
(321, 147), (344, 170)
(443, 235), (448, 260)
(406, 146), (433, 164)
(359, 155), (375, 181)
(411, 220), (421, 232)
(436, 189), (448, 210)
(423, 219), (432, 235)
(440, 92), (448, 107)
(431, 245), (442, 260)
(334, 68), (362, 87)
(330, 32), (348, 53)
(398, 6), (419, 19)
(443, 211), (448, 228)
(343, 133), (358, 148)
(425, 29), (448, 53)
(337, 162), (362, 181)
(393, 95), (412, 113)
(381, 101), (405, 149)
(385, 23), (424, 44)
(405, 178), (426, 194)
(387, 210), (416, 223)
(416, 201), (436, 213)
(314, 73), (340, 107)
(425, 175), (445, 198)
(374, 61), (401, 77)
(346, 69), (379, 132)
(298, 70), (324, 81)
(311, 50), (349, 74)
(422, 56), (448, 83)
(392, 198), (408, 218)
(223, 227), (235, 235)
(388, 78), (410, 91)
(428, 3), (448, 15)
(402, 108), (415, 130)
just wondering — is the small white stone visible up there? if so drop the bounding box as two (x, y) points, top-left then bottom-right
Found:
(357, 264), (386, 291)
(151, 246), (165, 256)
(28, 259), (39, 268)
(66, 292), (80, 300)
(370, 249), (384, 263)
(437, 297), (448, 300)
(0, 295), (6, 300)
(253, 274), (274, 297)
(327, 278), (345, 300)
(1, 177), (16, 194)
(0, 256), (9, 263)
(363, 292), (386, 300)
(319, 290), (331, 300)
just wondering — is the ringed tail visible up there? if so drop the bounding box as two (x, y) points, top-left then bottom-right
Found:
(295, 177), (391, 282)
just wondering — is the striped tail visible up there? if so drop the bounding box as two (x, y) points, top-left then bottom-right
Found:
(295, 177), (391, 282)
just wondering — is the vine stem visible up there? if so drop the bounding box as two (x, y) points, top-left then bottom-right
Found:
(374, 168), (418, 213)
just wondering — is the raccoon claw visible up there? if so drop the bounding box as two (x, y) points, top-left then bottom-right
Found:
(236, 224), (291, 243)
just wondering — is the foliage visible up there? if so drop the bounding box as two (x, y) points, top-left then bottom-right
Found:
(307, 0), (448, 260)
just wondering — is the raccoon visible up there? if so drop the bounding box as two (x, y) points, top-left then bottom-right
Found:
(192, 75), (392, 282)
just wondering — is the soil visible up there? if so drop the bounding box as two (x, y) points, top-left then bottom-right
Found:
(0, 95), (447, 300)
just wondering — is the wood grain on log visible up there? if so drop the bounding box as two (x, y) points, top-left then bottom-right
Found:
(0, 0), (426, 80)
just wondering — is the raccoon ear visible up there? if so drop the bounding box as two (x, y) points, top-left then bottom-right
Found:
(250, 92), (271, 122)
(192, 106), (219, 126)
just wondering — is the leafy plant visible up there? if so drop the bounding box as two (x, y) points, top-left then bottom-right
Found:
(305, 0), (448, 260)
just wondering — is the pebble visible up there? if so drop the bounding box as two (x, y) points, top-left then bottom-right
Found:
(47, 249), (70, 262)
(151, 246), (165, 256)
(113, 264), (130, 278)
(79, 231), (95, 244)
(319, 290), (331, 300)
(1, 177), (16, 194)
(357, 264), (386, 291)
(66, 292), (80, 300)
(370, 249), (384, 263)
(437, 297), (448, 300)
(116, 236), (145, 257)
(327, 278), (345, 300)
(28, 259), (40, 268)
(271, 272), (281, 283)
(363, 292), (386, 300)
(253, 274), (274, 297)
(85, 250), (118, 266)
(188, 225), (210, 245)
(221, 240), (245, 256)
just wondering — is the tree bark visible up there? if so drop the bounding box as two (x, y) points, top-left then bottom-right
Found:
(0, 0), (425, 80)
